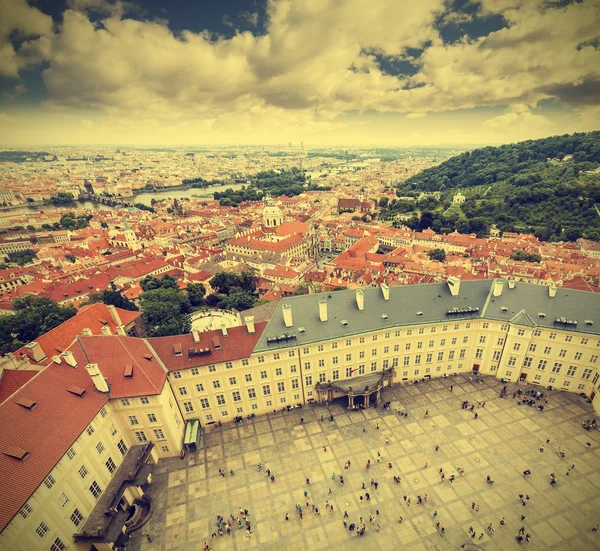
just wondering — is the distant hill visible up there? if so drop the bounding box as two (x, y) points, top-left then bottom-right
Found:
(392, 131), (600, 242)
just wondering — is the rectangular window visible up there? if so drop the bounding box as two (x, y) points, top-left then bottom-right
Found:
(212, 380), (221, 389)
(537, 359), (548, 371)
(479, 336), (486, 344)
(534, 374), (542, 381)
(448, 350), (455, 360)
(498, 338), (505, 346)
(44, 474), (55, 489)
(106, 457), (117, 474)
(517, 329), (525, 336)
(370, 362), (377, 372)
(89, 481), (103, 499)
(394, 344), (400, 352)
(196, 383), (205, 392)
(544, 346), (552, 355)
(178, 386), (188, 396)
(522, 356), (532, 368)
(567, 366), (577, 377)
(317, 345), (324, 352)
(371, 348), (377, 357)
(319, 359), (325, 367)
(417, 342), (423, 349)
(482, 322), (489, 329)
(403, 356), (410, 366)
(67, 447), (76, 460)
(229, 377), (237, 385)
(384, 346), (390, 354)
(492, 350), (501, 361)
(173, 371), (181, 379)
(261, 371), (268, 379)
(474, 348), (483, 360)
(263, 385), (271, 396)
(332, 342), (338, 349)
(117, 439), (128, 456)
(216, 394), (226, 405)
(70, 508), (84, 527)
(58, 493), (69, 508)
(346, 367), (352, 377)
(128, 415), (139, 425)
(346, 353), (352, 362)
(258, 356), (265, 363)
(305, 376), (312, 386)
(232, 391), (241, 402)
(161, 445), (169, 452)
(549, 333), (557, 340)
(508, 356), (517, 367)
(273, 353), (280, 360)
(529, 343), (537, 352)
(359, 351), (365, 359)
(200, 397), (210, 408)
(559, 349), (567, 358)
(247, 389), (256, 399)
(277, 382), (285, 392)
(582, 368), (592, 380)
(563, 380), (570, 388)
(437, 352), (444, 361)
(226, 361), (233, 369)
(304, 361), (311, 370)
(405, 343), (410, 351)
(332, 370), (339, 381)
(574, 352), (582, 361)
(19, 503), (33, 518)
(462, 336), (468, 344)
(289, 350), (295, 357)
(290, 365), (297, 373)
(451, 337), (457, 345)
(382, 359), (389, 369)
(50, 537), (67, 551)
(552, 362), (562, 373)
(591, 355), (599, 363)
(415, 354), (421, 365)
(36, 522), (49, 538)
(100, 406), (107, 418)
(292, 378), (299, 389)
(332, 356), (339, 366)
(184, 401), (194, 413)
(459, 349), (466, 359)
(242, 359), (249, 366)
(135, 431), (148, 443)
(565, 335), (572, 342)
(209, 365), (217, 371)
(513, 343), (521, 351)
(86, 424), (95, 436)
(426, 353), (433, 363)
(153, 428), (166, 440)
(440, 339), (446, 347)
(96, 442), (105, 454)
(191, 368), (199, 376)
(245, 374), (252, 383)
(319, 372), (326, 383)
(346, 339), (352, 346)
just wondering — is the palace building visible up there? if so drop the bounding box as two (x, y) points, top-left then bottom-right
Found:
(1, 277), (599, 550)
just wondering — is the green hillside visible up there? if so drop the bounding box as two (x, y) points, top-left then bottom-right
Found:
(390, 132), (600, 241)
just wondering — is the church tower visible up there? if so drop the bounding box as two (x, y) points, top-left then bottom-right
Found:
(263, 193), (284, 228)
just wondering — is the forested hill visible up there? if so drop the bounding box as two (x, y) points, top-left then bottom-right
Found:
(392, 131), (600, 242)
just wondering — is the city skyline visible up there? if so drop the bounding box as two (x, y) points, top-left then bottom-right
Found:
(0, 0), (599, 146)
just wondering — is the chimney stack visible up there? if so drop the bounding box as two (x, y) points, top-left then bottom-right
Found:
(101, 325), (112, 336)
(221, 323), (228, 337)
(85, 363), (109, 393)
(548, 285), (557, 298)
(356, 289), (364, 311)
(116, 325), (126, 336)
(492, 279), (504, 297)
(107, 304), (122, 325)
(319, 300), (328, 322)
(380, 283), (390, 301)
(82, 328), (92, 337)
(245, 316), (256, 334)
(60, 351), (77, 367)
(447, 276), (461, 297)
(192, 329), (200, 343)
(507, 279), (516, 289)
(24, 342), (46, 363)
(282, 304), (293, 327)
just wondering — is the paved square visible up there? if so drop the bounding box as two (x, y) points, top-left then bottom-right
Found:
(130, 375), (600, 551)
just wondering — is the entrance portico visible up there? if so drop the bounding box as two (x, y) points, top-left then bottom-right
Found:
(315, 369), (395, 408)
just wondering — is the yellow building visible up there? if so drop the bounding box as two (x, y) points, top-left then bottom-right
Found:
(1, 277), (599, 550)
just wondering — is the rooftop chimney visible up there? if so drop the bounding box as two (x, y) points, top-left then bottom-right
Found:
(319, 300), (328, 322)
(82, 328), (92, 337)
(381, 283), (390, 301)
(51, 355), (62, 365)
(507, 279), (516, 289)
(24, 342), (46, 363)
(282, 304), (293, 327)
(85, 363), (109, 393)
(245, 316), (256, 334)
(60, 351), (77, 367)
(492, 279), (504, 297)
(356, 289), (364, 311)
(101, 325), (112, 336)
(447, 276), (461, 297)
(221, 323), (228, 337)
(192, 329), (200, 343)
(548, 285), (557, 298)
(116, 325), (126, 336)
(107, 304), (122, 325)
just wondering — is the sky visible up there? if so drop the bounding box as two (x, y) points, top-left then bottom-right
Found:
(0, 0), (599, 147)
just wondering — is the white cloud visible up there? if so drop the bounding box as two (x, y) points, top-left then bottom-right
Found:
(1, 0), (599, 142)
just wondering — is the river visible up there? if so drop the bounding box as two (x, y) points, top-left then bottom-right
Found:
(0, 182), (247, 216)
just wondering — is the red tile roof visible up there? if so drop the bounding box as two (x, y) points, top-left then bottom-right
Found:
(148, 322), (267, 372)
(70, 336), (167, 399)
(0, 370), (38, 404)
(0, 363), (108, 532)
(15, 304), (141, 365)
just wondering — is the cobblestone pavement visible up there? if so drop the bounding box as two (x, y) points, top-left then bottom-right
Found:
(129, 374), (600, 551)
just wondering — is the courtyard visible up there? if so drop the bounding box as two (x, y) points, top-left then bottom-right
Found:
(129, 374), (600, 551)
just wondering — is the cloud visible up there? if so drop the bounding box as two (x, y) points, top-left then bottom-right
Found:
(1, 0), (599, 142)
(0, 0), (53, 76)
(2, 83), (27, 101)
(483, 104), (556, 139)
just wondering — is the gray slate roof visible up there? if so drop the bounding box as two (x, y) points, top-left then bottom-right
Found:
(252, 280), (600, 353)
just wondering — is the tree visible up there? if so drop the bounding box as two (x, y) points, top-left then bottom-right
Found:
(140, 287), (191, 337)
(209, 271), (256, 295)
(0, 296), (76, 354)
(140, 274), (179, 292)
(6, 250), (37, 266)
(218, 288), (257, 311)
(428, 248), (446, 262)
(510, 251), (542, 263)
(99, 290), (138, 311)
(65, 254), (76, 263)
(187, 283), (206, 306)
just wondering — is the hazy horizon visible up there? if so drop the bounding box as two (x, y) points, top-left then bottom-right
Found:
(1, 0), (599, 147)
